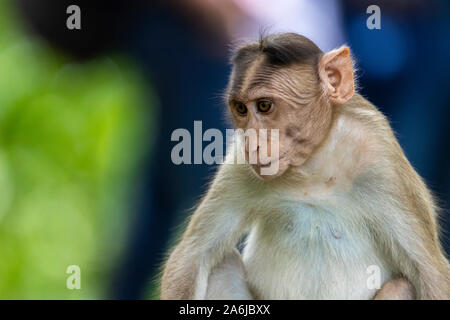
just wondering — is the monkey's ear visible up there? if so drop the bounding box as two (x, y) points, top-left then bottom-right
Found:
(318, 46), (354, 105)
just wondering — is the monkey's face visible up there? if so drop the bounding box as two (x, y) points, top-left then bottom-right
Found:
(227, 63), (333, 180)
(227, 34), (355, 181)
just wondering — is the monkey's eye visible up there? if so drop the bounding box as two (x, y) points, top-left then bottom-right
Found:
(234, 101), (247, 115)
(257, 100), (273, 113)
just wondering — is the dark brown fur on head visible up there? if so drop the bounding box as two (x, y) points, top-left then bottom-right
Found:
(228, 33), (324, 100)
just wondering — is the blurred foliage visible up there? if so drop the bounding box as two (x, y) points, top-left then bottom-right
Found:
(0, 0), (152, 298)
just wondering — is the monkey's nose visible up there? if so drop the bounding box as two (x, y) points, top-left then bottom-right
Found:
(244, 137), (259, 153)
(246, 146), (259, 159)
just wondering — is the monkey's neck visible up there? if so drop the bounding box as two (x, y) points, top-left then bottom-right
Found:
(283, 94), (379, 188)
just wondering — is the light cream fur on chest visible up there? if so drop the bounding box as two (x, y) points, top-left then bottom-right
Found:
(242, 191), (392, 299)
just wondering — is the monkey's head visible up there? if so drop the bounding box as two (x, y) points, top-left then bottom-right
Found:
(226, 33), (355, 180)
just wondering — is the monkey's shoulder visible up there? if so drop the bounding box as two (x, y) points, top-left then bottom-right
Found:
(302, 102), (401, 185)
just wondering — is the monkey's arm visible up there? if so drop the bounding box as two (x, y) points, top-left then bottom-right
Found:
(161, 165), (250, 300)
(388, 220), (450, 300)
(387, 194), (450, 299)
(358, 170), (450, 300)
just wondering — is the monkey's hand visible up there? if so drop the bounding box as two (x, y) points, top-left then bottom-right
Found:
(373, 278), (416, 300)
(205, 249), (253, 299)
(161, 164), (250, 300)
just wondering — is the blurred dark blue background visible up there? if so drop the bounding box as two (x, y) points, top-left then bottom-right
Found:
(6, 0), (450, 299)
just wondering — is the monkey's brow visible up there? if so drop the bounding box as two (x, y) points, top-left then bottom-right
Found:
(234, 68), (296, 103)
(229, 83), (276, 101)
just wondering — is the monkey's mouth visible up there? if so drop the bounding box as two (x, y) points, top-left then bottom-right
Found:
(250, 155), (288, 179)
(258, 158), (280, 168)
(251, 155), (284, 168)
(257, 153), (288, 167)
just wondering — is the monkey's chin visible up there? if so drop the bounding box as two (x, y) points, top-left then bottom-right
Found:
(250, 162), (289, 181)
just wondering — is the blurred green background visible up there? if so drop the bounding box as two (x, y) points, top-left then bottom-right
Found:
(0, 1), (152, 299)
(2, 0), (449, 300)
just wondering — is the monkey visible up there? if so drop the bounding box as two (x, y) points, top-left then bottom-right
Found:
(161, 33), (450, 300)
